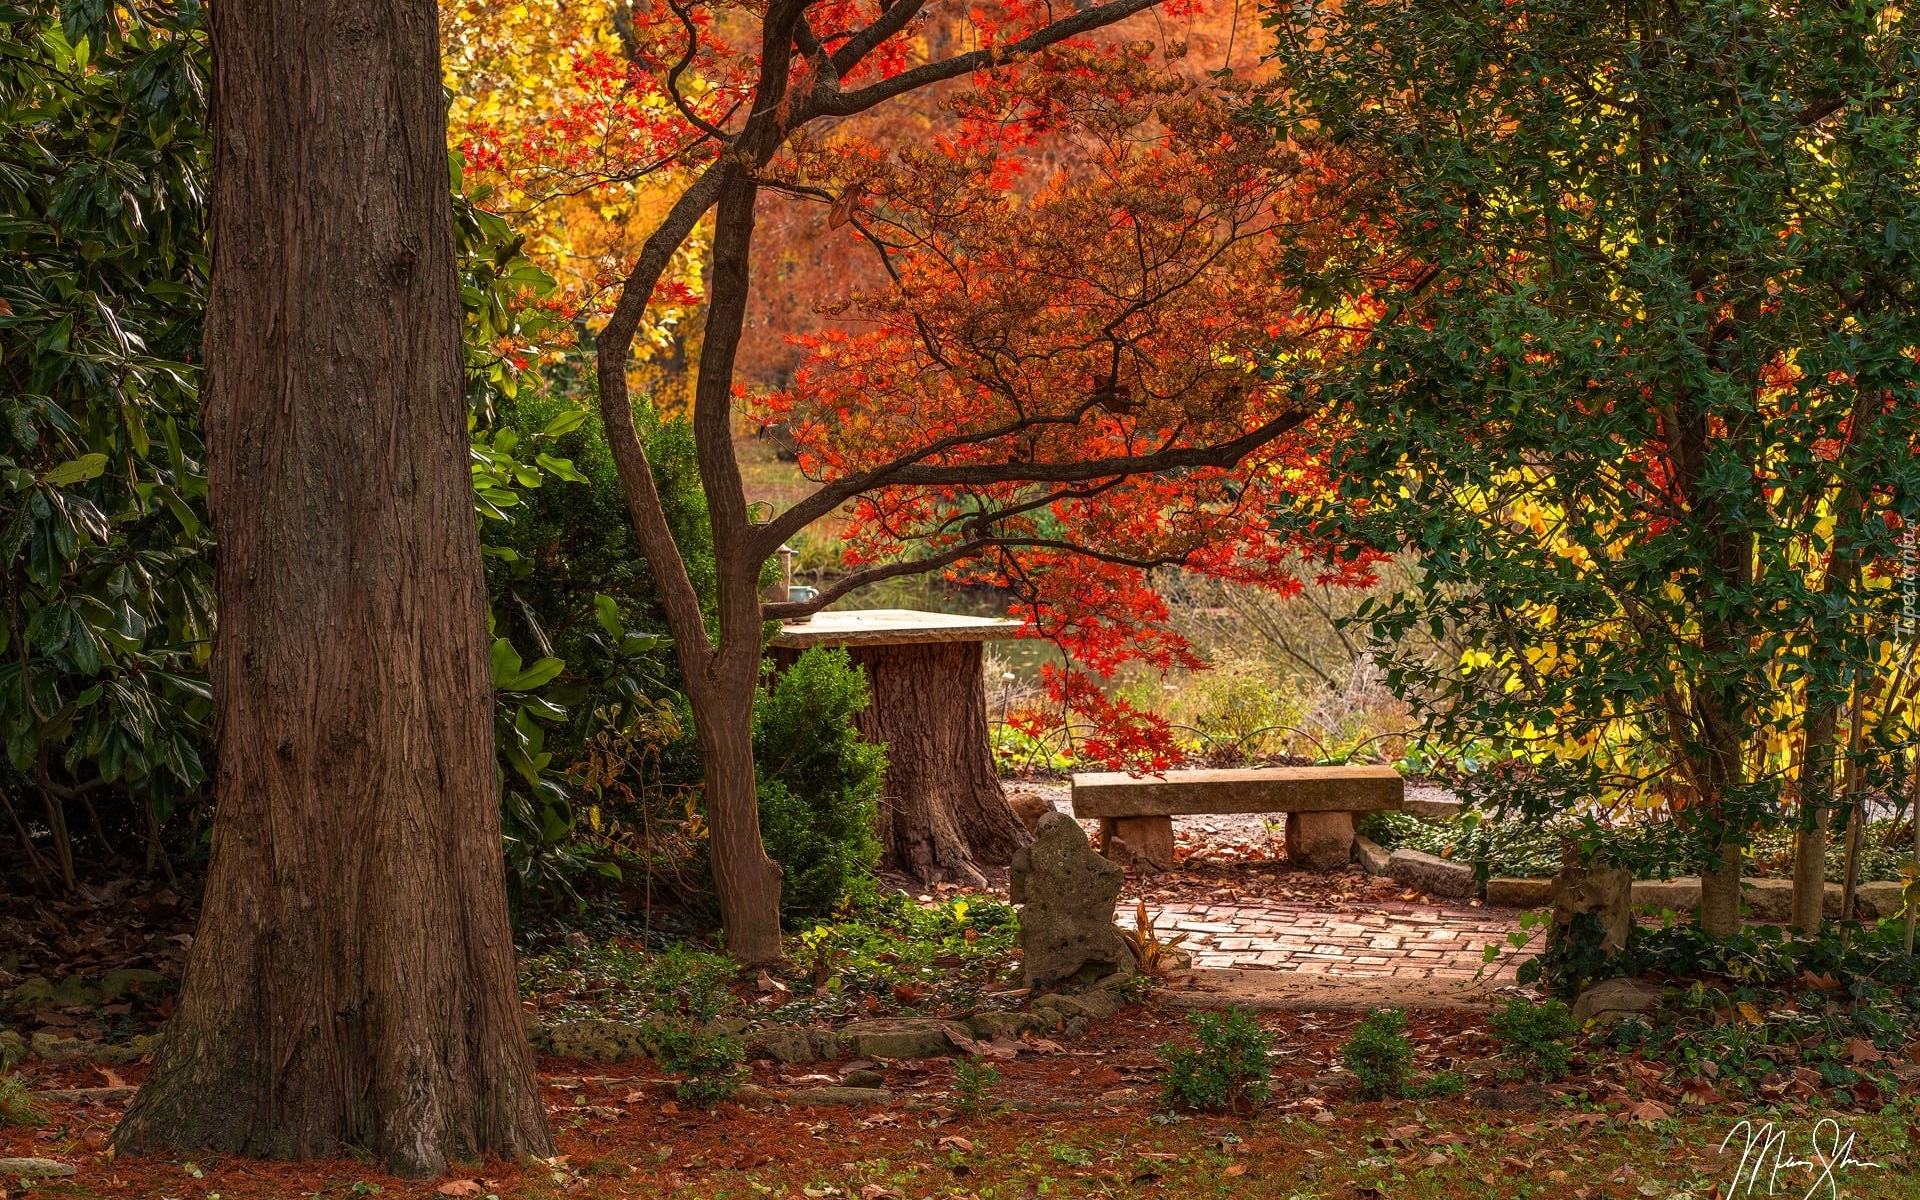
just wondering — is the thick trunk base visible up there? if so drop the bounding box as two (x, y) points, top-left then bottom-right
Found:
(112, 0), (550, 1171)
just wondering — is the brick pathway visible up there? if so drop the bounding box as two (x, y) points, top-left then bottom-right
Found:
(1134, 898), (1536, 982)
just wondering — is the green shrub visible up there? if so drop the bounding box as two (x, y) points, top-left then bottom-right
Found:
(1342, 1008), (1414, 1099)
(1489, 996), (1579, 1080)
(630, 946), (746, 1104)
(0, 1073), (37, 1127)
(1158, 1007), (1273, 1113)
(755, 649), (885, 919)
(650, 1022), (746, 1105)
(953, 1056), (1001, 1116)
(1414, 1070), (1468, 1099)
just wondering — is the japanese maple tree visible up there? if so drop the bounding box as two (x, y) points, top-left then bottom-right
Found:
(475, 0), (1364, 962)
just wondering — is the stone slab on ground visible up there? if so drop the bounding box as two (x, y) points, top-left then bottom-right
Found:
(788, 1085), (893, 1107)
(1387, 848), (1476, 898)
(1572, 977), (1669, 1025)
(1625, 876), (1908, 921)
(751, 1027), (842, 1064)
(1160, 967), (1505, 1012)
(1486, 877), (1554, 908)
(0, 1159), (76, 1179)
(36, 1086), (137, 1103)
(1858, 880), (1909, 919)
(836, 1018), (975, 1060)
(1354, 835), (1392, 876)
(1402, 788), (1463, 821)
(1630, 877), (1701, 911)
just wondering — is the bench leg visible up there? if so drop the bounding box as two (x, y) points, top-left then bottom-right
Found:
(1100, 816), (1174, 873)
(1285, 811), (1355, 872)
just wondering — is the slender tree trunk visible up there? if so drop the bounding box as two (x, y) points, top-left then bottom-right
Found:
(1699, 837), (1744, 936)
(1790, 703), (1837, 933)
(683, 173), (787, 964)
(112, 0), (550, 1174)
(687, 660), (785, 964)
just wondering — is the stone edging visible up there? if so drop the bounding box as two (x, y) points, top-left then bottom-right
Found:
(1352, 841), (1910, 920)
(532, 982), (1132, 1068)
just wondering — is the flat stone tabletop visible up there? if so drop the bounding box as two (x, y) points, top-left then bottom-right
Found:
(769, 607), (1026, 649)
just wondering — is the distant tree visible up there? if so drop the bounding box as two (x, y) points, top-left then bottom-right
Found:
(1264, 0), (1920, 935)
(112, 0), (550, 1173)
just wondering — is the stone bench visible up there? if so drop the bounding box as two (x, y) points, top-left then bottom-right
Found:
(1069, 765), (1405, 873)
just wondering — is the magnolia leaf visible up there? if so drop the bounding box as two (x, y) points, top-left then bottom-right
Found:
(503, 656), (564, 693)
(535, 453), (587, 483)
(489, 638), (523, 686)
(594, 593), (623, 638)
(542, 408), (589, 437)
(43, 453), (108, 487)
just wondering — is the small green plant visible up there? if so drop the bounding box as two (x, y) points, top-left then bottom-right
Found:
(1488, 996), (1579, 1080)
(629, 946), (747, 1104)
(0, 1072), (39, 1127)
(1158, 1007), (1273, 1113)
(1342, 1008), (1414, 1099)
(1411, 1069), (1468, 1099)
(953, 1055), (1001, 1116)
(649, 1022), (746, 1105)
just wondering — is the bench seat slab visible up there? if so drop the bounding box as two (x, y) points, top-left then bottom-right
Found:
(1070, 766), (1403, 819)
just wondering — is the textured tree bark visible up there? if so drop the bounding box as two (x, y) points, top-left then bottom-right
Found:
(679, 172), (787, 966)
(1790, 703), (1838, 933)
(686, 654), (785, 965)
(111, 0), (551, 1175)
(776, 641), (1030, 884)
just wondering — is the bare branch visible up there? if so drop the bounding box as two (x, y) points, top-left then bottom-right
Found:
(830, 0), (930, 79)
(814, 0), (1165, 118)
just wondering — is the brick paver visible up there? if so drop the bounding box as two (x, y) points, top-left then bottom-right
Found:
(1131, 898), (1537, 982)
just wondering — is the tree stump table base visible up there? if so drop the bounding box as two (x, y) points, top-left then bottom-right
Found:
(770, 609), (1032, 885)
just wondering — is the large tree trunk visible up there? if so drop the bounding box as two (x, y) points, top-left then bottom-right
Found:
(112, 0), (550, 1175)
(775, 641), (1029, 885)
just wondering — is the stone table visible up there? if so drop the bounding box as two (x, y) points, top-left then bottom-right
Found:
(770, 608), (1030, 885)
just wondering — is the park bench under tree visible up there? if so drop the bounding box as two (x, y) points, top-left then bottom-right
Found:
(1069, 765), (1405, 873)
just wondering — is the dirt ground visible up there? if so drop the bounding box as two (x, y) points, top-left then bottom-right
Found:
(5, 1001), (1917, 1200)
